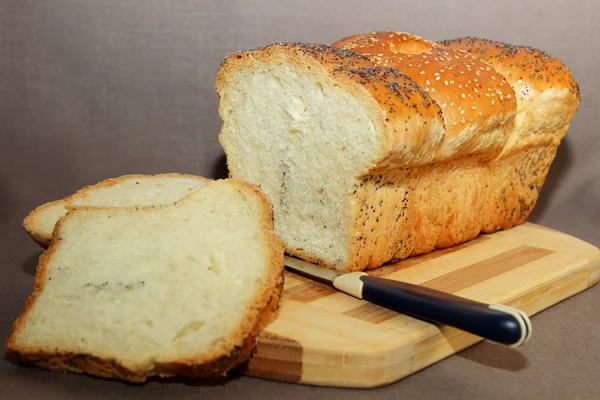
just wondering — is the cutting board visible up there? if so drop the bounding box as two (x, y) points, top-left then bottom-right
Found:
(243, 223), (600, 388)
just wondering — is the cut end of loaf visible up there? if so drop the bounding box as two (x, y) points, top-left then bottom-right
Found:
(217, 43), (446, 271)
(217, 44), (385, 270)
(8, 179), (285, 381)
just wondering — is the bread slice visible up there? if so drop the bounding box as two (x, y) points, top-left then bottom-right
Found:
(6, 179), (285, 382)
(24, 173), (211, 248)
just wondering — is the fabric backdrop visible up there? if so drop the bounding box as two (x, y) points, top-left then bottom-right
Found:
(1, 1), (599, 398)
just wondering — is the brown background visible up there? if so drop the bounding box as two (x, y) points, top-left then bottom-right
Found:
(1, 0), (599, 398)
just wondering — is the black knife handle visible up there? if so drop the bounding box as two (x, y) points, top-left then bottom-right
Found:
(347, 275), (531, 346)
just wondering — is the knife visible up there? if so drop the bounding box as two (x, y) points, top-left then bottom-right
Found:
(284, 255), (532, 347)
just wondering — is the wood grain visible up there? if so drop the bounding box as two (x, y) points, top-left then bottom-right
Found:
(244, 332), (303, 382)
(422, 245), (553, 292)
(244, 223), (600, 388)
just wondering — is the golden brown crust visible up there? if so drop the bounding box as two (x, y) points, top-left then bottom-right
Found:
(7, 179), (285, 382)
(23, 200), (66, 248)
(440, 37), (580, 154)
(216, 42), (446, 171)
(333, 31), (517, 158)
(330, 140), (563, 271)
(336, 31), (440, 55)
(346, 155), (485, 270)
(23, 173), (211, 249)
(439, 37), (580, 105)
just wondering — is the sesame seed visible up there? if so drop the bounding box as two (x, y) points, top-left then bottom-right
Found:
(491, 99), (495, 105)
(461, 93), (466, 99)
(420, 71), (426, 74)
(461, 117), (466, 123)
(436, 76), (440, 80)
(471, 106), (477, 110)
(444, 80), (449, 85)
(478, 111), (484, 117)
(426, 80), (430, 85)
(460, 109), (465, 115)
(434, 72), (440, 76)
(452, 121), (457, 126)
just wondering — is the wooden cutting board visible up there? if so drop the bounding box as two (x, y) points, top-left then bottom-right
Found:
(243, 223), (600, 388)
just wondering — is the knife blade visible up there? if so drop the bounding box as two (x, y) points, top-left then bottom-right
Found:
(284, 255), (532, 347)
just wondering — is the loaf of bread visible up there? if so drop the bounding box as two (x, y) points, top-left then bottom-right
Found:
(6, 179), (285, 382)
(24, 173), (210, 247)
(216, 31), (580, 272)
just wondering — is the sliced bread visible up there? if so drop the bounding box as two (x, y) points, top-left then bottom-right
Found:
(24, 173), (211, 248)
(6, 179), (285, 382)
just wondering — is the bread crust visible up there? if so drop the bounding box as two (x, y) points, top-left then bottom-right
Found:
(439, 37), (580, 106)
(330, 32), (578, 270)
(216, 43), (446, 173)
(440, 37), (580, 154)
(7, 179), (285, 382)
(23, 173), (211, 248)
(333, 31), (517, 159)
(23, 200), (66, 247)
